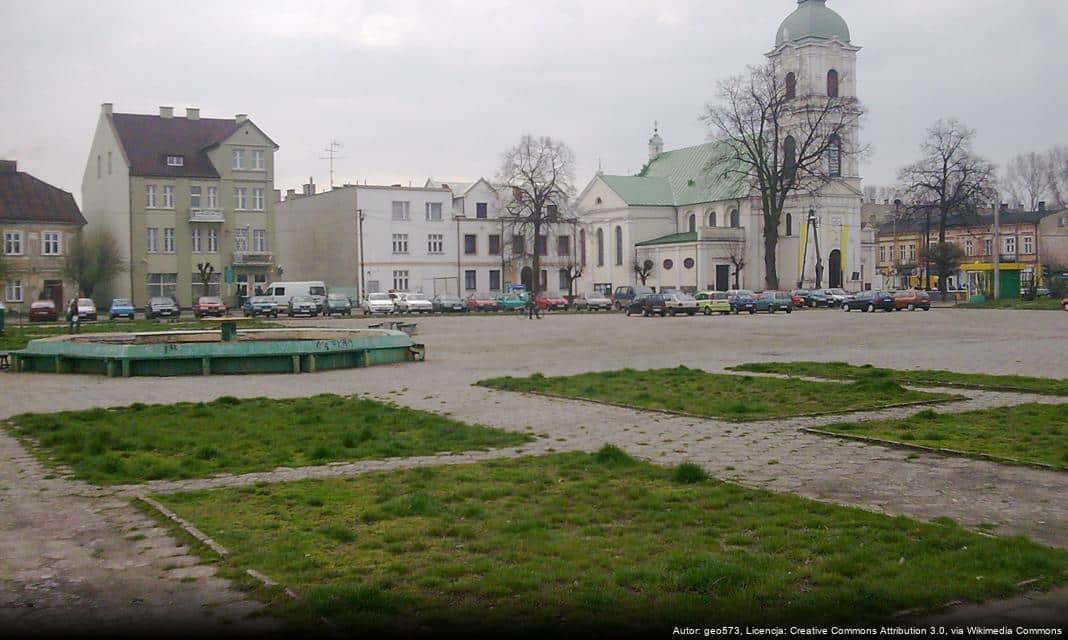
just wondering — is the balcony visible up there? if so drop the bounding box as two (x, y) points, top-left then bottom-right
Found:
(232, 250), (274, 266)
(189, 208), (225, 223)
(699, 226), (746, 242)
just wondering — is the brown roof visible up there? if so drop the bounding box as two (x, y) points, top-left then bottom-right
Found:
(0, 164), (86, 225)
(110, 113), (244, 178)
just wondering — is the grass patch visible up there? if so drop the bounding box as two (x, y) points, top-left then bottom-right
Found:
(0, 318), (276, 351)
(155, 453), (1068, 634)
(821, 403), (1068, 469)
(729, 361), (1068, 396)
(477, 366), (953, 421)
(5, 395), (531, 485)
(958, 297), (1064, 311)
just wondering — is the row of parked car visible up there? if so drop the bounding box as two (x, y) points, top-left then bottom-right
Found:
(618, 286), (934, 318)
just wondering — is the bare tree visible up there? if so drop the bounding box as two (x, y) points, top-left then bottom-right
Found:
(702, 60), (865, 290)
(496, 135), (576, 295)
(62, 229), (127, 300)
(195, 262), (216, 300)
(1004, 152), (1049, 211)
(560, 262), (583, 300)
(725, 240), (747, 289)
(898, 119), (997, 298)
(920, 242), (966, 291)
(1047, 146), (1068, 209)
(632, 259), (654, 285)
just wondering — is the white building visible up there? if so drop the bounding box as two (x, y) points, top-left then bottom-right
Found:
(574, 0), (875, 296)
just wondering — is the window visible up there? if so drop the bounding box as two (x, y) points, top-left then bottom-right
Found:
(580, 229), (587, 265)
(234, 187), (247, 210)
(488, 234), (501, 256)
(964, 239), (973, 256)
(1004, 236), (1016, 254)
(464, 234), (477, 255)
(683, 257), (695, 269)
(879, 246), (886, 263)
(785, 72), (796, 100)
(539, 269), (547, 290)
(663, 259), (674, 270)
(559, 268), (570, 291)
(97, 155), (101, 179)
(476, 202), (488, 219)
(489, 270), (501, 291)
(1023, 236), (1034, 254)
(557, 235), (570, 256)
(163, 228), (175, 253)
(708, 210), (717, 227)
(984, 239), (993, 256)
(907, 244), (916, 262)
(5, 279), (22, 302)
(146, 227), (159, 253)
(232, 148), (244, 169)
(730, 209), (740, 228)
(234, 228), (248, 251)
(687, 213), (696, 233)
(391, 201), (410, 221)
(426, 202), (443, 221)
(4, 231), (23, 255)
(146, 273), (177, 300)
(615, 226), (623, 265)
(253, 229), (267, 251)
(393, 270), (409, 291)
(513, 234), (525, 256)
(207, 228), (218, 253)
(785, 213), (793, 237)
(191, 227), (202, 253)
(596, 229), (604, 266)
(107, 151), (112, 175)
(190, 186), (202, 209)
(207, 186), (218, 209)
(827, 69), (839, 98)
(427, 233), (444, 254)
(464, 270), (477, 291)
(146, 185), (157, 208)
(252, 149), (264, 170)
(899, 245), (906, 262)
(252, 188), (264, 211)
(163, 185), (174, 208)
(166, 155), (184, 167)
(783, 137), (797, 180)
(828, 134), (842, 177)
(392, 233), (409, 254)
(547, 204), (559, 218)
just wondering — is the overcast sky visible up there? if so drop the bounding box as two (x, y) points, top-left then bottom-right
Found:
(2, 0), (1066, 202)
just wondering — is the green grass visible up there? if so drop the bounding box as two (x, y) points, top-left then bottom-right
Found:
(729, 361), (1068, 396)
(822, 404), (1068, 469)
(4, 395), (531, 485)
(958, 297), (1064, 310)
(476, 366), (954, 421)
(154, 450), (1068, 634)
(0, 318), (276, 351)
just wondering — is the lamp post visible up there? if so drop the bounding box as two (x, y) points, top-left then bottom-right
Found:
(810, 209), (823, 289)
(357, 209), (365, 303)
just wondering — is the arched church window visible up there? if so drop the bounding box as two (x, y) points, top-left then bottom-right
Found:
(708, 210), (717, 227)
(580, 229), (587, 265)
(687, 213), (696, 233)
(615, 226), (623, 266)
(828, 134), (842, 177)
(786, 213), (793, 237)
(785, 72), (796, 100)
(729, 209), (740, 228)
(596, 228), (604, 266)
(783, 136), (797, 181)
(827, 69), (839, 98)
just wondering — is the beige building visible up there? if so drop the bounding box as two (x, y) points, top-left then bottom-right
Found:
(81, 104), (278, 307)
(0, 160), (86, 312)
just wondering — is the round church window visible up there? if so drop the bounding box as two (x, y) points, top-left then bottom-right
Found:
(683, 258), (695, 269)
(663, 259), (674, 270)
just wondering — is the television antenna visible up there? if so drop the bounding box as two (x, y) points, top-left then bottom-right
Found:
(319, 141), (345, 188)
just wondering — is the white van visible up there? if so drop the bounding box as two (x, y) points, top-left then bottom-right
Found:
(262, 281), (327, 312)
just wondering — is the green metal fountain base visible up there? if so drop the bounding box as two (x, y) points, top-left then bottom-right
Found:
(10, 328), (425, 377)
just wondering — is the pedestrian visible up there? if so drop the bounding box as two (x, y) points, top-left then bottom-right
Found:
(526, 295), (542, 320)
(67, 299), (80, 334)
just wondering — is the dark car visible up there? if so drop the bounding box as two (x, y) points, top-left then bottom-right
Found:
(242, 295), (278, 317)
(727, 289), (757, 314)
(755, 291), (794, 314)
(842, 290), (895, 312)
(794, 289), (831, 308)
(325, 293), (353, 316)
(612, 285), (654, 311)
(432, 294), (466, 312)
(288, 295), (319, 317)
(29, 299), (58, 322)
(193, 296), (227, 318)
(625, 294), (667, 317)
(145, 296), (179, 319)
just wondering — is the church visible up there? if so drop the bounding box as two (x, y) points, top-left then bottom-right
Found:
(574, 0), (875, 296)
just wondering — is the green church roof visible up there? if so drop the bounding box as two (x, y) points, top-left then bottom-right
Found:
(599, 175), (675, 206)
(776, 0), (850, 47)
(600, 142), (748, 208)
(634, 231), (698, 247)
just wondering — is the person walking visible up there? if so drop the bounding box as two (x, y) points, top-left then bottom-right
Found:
(67, 298), (80, 334)
(525, 294), (542, 320)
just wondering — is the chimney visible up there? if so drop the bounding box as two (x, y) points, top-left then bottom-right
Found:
(286, 188), (296, 200)
(159, 106), (174, 118)
(272, 188), (281, 203)
(235, 113), (248, 124)
(302, 177), (316, 196)
(0, 160), (17, 174)
(101, 102), (113, 115)
(186, 107), (200, 120)
(1038, 201), (1046, 212)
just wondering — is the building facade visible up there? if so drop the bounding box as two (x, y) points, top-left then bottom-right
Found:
(0, 160), (86, 310)
(81, 104), (278, 307)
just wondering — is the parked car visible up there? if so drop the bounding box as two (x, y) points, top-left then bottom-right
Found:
(612, 285), (654, 310)
(892, 289), (931, 312)
(695, 291), (731, 315)
(755, 291), (794, 313)
(794, 289), (831, 308)
(242, 296), (279, 317)
(362, 292), (396, 315)
(288, 295), (319, 317)
(108, 298), (135, 320)
(193, 296), (227, 318)
(324, 293), (353, 316)
(1062, 297), (1068, 312)
(573, 292), (613, 311)
(626, 294), (667, 317)
(663, 291), (698, 316)
(466, 292), (499, 312)
(495, 292), (528, 312)
(821, 288), (850, 305)
(145, 296), (179, 319)
(727, 289), (757, 314)
(432, 294), (466, 313)
(842, 290), (895, 312)
(395, 292), (433, 314)
(535, 292), (569, 311)
(29, 299), (58, 322)
(262, 281), (327, 313)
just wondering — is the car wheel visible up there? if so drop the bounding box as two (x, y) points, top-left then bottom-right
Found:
(625, 308), (632, 316)
(842, 304), (850, 312)
(786, 308), (792, 314)
(688, 311), (696, 317)
(614, 302), (622, 311)
(867, 303), (875, 313)
(748, 309), (755, 315)
(769, 307), (775, 314)
(703, 307), (711, 316)
(907, 303), (915, 312)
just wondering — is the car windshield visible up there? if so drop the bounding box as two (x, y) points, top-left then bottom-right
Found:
(113, 299), (132, 306)
(32, 300), (54, 308)
(328, 294), (348, 301)
(827, 289), (846, 295)
(733, 290), (753, 297)
(78, 298), (94, 305)
(309, 286), (326, 296)
(250, 297), (272, 304)
(150, 297), (174, 305)
(292, 296), (313, 303)
(407, 294), (428, 301)
(199, 297), (223, 304)
(368, 293), (391, 301)
(473, 293), (494, 300)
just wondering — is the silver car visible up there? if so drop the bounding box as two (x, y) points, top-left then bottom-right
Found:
(663, 292), (698, 316)
(573, 292), (613, 311)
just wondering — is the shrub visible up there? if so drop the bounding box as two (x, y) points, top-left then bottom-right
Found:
(673, 462), (709, 484)
(594, 444), (637, 467)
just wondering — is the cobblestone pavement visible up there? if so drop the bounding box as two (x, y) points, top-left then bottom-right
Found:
(1, 309), (1066, 631)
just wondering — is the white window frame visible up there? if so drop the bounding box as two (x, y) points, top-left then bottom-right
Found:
(207, 186), (218, 209)
(234, 228), (249, 252)
(427, 233), (443, 254)
(391, 201), (410, 221)
(42, 231), (62, 256)
(3, 231), (23, 255)
(190, 186), (202, 209)
(879, 246), (886, 263)
(1023, 236), (1033, 255)
(146, 184), (157, 208)
(191, 227), (202, 253)
(252, 229), (267, 252)
(207, 228), (218, 253)
(425, 202), (443, 221)
(392, 270), (409, 291)
(1004, 236), (1016, 254)
(146, 227), (159, 253)
(234, 187), (247, 210)
(984, 239), (993, 256)
(252, 149), (264, 170)
(392, 233), (409, 254)
(252, 188), (264, 211)
(5, 279), (23, 302)
(232, 148), (244, 169)
(163, 185), (174, 209)
(964, 239), (973, 256)
(166, 155), (184, 167)
(163, 227), (175, 253)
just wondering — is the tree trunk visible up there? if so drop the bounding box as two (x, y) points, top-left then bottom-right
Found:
(937, 208), (948, 300)
(763, 222), (779, 290)
(532, 219), (542, 294)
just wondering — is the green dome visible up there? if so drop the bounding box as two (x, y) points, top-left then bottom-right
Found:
(776, 0), (850, 47)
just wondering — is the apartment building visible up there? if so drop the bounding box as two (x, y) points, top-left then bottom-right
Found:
(81, 104), (278, 307)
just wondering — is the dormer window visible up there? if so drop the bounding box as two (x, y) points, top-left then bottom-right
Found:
(166, 155), (184, 167)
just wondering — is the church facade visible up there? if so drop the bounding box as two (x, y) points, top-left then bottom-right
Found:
(574, 0), (875, 296)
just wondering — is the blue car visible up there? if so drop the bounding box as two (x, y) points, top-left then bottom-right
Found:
(242, 295), (279, 318)
(109, 298), (136, 320)
(728, 290), (757, 314)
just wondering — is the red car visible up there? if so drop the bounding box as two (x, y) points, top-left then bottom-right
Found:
(465, 292), (499, 312)
(535, 292), (569, 311)
(29, 299), (58, 322)
(193, 296), (227, 318)
(1062, 297), (1068, 312)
